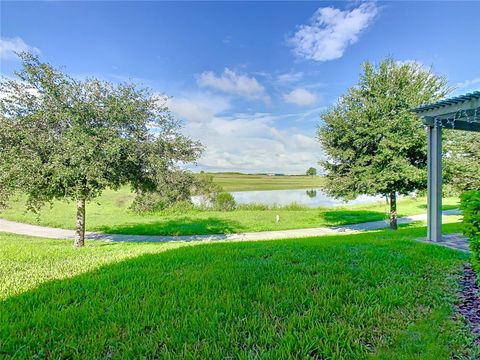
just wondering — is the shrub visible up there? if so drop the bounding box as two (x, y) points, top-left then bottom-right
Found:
(130, 185), (193, 213)
(460, 190), (480, 271)
(165, 200), (197, 214)
(214, 192), (237, 211)
(192, 174), (222, 207)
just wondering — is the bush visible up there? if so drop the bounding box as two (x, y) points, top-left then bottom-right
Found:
(130, 185), (193, 213)
(164, 200), (196, 214)
(460, 190), (480, 271)
(214, 192), (237, 211)
(192, 174), (222, 207)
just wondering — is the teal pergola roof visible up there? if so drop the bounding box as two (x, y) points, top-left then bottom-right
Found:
(413, 91), (480, 113)
(411, 90), (480, 132)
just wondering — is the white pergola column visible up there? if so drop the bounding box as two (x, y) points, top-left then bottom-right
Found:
(427, 124), (442, 242)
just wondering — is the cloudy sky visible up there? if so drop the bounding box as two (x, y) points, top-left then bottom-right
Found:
(1, 1), (479, 174)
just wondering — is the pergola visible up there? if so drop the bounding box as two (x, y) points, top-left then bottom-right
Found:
(413, 91), (480, 242)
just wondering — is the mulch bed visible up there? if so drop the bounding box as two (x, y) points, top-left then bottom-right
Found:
(455, 263), (480, 346)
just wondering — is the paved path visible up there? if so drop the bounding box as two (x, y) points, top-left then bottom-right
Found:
(417, 233), (470, 252)
(0, 209), (461, 244)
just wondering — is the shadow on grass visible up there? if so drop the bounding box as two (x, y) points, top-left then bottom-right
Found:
(96, 216), (245, 236)
(321, 210), (386, 225)
(416, 203), (458, 211)
(323, 204), (459, 227)
(0, 226), (471, 358)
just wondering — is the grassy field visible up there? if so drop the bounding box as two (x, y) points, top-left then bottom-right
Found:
(207, 172), (324, 191)
(0, 223), (476, 359)
(0, 188), (460, 235)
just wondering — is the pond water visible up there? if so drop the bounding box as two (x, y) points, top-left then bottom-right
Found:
(194, 189), (382, 208)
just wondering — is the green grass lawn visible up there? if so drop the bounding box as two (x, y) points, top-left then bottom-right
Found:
(207, 172), (325, 191)
(0, 187), (460, 236)
(0, 223), (476, 359)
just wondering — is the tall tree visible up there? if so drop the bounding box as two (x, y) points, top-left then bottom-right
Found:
(306, 167), (317, 176)
(444, 130), (480, 193)
(317, 58), (449, 229)
(0, 53), (203, 247)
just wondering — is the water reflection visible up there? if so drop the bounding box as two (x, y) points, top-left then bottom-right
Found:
(229, 189), (381, 208)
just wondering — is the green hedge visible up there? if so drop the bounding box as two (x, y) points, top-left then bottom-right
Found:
(460, 190), (480, 271)
(214, 192), (237, 211)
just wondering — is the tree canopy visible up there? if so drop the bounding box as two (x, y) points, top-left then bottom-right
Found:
(0, 53), (203, 246)
(317, 58), (449, 229)
(444, 130), (480, 193)
(306, 167), (317, 176)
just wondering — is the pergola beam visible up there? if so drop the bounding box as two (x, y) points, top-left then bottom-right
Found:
(423, 116), (480, 132)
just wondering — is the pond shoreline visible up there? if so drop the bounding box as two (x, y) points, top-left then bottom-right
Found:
(194, 188), (384, 208)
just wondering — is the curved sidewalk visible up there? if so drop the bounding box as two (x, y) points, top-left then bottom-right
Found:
(0, 209), (460, 243)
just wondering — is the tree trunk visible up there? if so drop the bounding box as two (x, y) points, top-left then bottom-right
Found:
(389, 192), (397, 230)
(74, 198), (86, 247)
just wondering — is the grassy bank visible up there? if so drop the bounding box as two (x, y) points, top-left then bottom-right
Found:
(206, 172), (324, 191)
(0, 188), (460, 236)
(0, 223), (475, 359)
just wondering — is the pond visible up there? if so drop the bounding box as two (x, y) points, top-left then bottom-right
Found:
(194, 189), (382, 208)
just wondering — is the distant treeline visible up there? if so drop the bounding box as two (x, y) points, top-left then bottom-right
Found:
(198, 171), (315, 177)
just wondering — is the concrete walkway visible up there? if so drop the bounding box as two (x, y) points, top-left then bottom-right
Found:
(0, 209), (461, 244)
(416, 233), (470, 252)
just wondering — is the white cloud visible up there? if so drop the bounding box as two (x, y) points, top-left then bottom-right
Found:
(276, 71), (304, 84)
(197, 68), (268, 102)
(170, 94), (323, 174)
(168, 93), (230, 123)
(283, 88), (318, 106)
(288, 3), (378, 61)
(0, 37), (40, 59)
(455, 77), (480, 91)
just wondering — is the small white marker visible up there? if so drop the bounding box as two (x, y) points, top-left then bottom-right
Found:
(276, 214), (280, 223)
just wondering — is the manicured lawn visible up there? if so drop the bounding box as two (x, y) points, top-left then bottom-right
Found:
(0, 223), (475, 359)
(0, 188), (460, 235)
(206, 173), (325, 191)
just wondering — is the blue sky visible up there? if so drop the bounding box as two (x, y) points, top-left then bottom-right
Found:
(1, 1), (479, 174)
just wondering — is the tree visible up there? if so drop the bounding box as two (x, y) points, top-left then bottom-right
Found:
(443, 130), (480, 193)
(306, 167), (317, 176)
(317, 58), (449, 229)
(0, 53), (203, 247)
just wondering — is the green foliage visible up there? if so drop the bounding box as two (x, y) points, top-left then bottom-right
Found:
(460, 190), (480, 271)
(130, 171), (197, 213)
(235, 203), (270, 211)
(444, 130), (480, 193)
(0, 53), (202, 243)
(318, 58), (449, 200)
(0, 225), (475, 358)
(213, 192), (237, 211)
(194, 173), (223, 199)
(306, 167), (317, 176)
